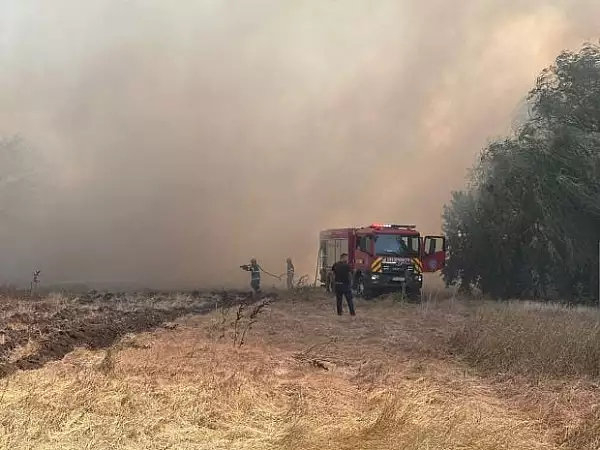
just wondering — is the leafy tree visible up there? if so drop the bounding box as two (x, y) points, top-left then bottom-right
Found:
(443, 42), (600, 304)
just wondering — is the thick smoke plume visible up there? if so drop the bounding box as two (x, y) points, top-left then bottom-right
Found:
(0, 1), (598, 288)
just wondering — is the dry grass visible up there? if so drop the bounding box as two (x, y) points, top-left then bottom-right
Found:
(0, 288), (598, 449)
(443, 300), (600, 450)
(8, 339), (40, 363)
(449, 301), (600, 379)
(0, 329), (553, 450)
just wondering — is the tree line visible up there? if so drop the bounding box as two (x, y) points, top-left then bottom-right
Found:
(442, 42), (600, 304)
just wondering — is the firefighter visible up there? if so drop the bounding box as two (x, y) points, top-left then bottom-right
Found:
(240, 258), (262, 295)
(286, 257), (295, 289)
(331, 253), (356, 316)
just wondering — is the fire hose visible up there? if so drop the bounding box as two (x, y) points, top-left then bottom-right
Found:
(240, 264), (282, 280)
(240, 264), (310, 287)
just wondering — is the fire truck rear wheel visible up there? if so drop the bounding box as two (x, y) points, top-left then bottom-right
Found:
(325, 274), (334, 294)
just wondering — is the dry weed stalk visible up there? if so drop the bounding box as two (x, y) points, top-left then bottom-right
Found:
(238, 299), (270, 347)
(231, 301), (269, 347)
(218, 303), (232, 340)
(28, 270), (41, 299)
(232, 303), (246, 346)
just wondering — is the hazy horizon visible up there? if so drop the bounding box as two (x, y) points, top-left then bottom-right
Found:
(0, 1), (598, 288)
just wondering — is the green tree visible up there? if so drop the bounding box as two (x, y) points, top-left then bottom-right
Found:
(443, 42), (600, 304)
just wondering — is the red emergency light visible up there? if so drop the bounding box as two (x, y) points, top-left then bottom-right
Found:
(369, 223), (416, 229)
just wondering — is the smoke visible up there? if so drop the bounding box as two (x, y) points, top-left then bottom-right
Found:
(0, 0), (598, 288)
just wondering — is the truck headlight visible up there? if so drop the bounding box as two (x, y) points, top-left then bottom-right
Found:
(371, 274), (380, 280)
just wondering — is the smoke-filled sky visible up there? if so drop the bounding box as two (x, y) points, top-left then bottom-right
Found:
(0, 1), (598, 288)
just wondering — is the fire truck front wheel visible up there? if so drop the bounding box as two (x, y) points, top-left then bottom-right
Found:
(409, 287), (422, 303)
(353, 275), (373, 300)
(352, 276), (362, 295)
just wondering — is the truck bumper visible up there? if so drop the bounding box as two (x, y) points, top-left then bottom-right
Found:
(364, 272), (422, 291)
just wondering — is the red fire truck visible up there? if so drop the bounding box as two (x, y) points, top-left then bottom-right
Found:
(316, 223), (446, 299)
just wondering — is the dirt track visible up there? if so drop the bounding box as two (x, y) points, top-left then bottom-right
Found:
(0, 289), (271, 378)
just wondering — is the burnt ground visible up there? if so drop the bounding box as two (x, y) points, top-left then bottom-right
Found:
(0, 289), (276, 378)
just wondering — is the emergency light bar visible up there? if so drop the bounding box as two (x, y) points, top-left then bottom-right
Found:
(370, 223), (416, 229)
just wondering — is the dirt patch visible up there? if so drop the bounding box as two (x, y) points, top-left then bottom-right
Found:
(0, 289), (275, 378)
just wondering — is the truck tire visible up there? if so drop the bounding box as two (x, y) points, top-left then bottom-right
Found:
(409, 287), (422, 303)
(362, 288), (375, 300)
(353, 275), (372, 299)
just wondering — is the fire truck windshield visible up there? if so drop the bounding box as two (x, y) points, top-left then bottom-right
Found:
(373, 234), (420, 256)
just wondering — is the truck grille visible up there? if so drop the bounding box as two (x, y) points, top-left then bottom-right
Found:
(382, 264), (410, 274)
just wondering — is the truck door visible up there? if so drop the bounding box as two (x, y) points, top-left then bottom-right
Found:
(421, 236), (446, 272)
(354, 235), (373, 273)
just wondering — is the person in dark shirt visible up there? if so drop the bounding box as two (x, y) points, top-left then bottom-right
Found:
(331, 253), (356, 316)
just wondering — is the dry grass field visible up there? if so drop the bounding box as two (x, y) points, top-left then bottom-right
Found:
(0, 285), (598, 449)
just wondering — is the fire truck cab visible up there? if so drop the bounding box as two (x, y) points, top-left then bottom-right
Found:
(317, 223), (446, 299)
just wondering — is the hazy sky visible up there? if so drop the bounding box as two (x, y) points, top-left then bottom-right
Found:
(0, 1), (598, 288)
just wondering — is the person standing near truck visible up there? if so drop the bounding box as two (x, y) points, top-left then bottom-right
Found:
(331, 253), (356, 316)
